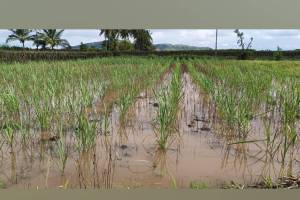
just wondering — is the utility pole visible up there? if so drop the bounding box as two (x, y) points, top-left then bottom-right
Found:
(215, 29), (218, 57)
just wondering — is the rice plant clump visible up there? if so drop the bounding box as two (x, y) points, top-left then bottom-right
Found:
(154, 64), (183, 150)
(74, 110), (98, 154)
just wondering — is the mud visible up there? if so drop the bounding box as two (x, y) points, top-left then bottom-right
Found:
(0, 70), (300, 189)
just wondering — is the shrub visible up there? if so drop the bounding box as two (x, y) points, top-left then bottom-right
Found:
(273, 46), (283, 61)
(79, 42), (89, 51)
(118, 40), (134, 51)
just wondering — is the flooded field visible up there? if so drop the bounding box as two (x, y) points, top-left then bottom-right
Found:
(0, 57), (300, 189)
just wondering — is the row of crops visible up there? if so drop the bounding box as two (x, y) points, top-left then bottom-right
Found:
(188, 59), (300, 180)
(0, 56), (299, 188)
(0, 57), (170, 185)
(3, 50), (300, 63)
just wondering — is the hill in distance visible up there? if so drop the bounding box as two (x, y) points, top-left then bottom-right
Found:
(72, 41), (104, 49)
(154, 43), (212, 51)
(72, 41), (212, 51)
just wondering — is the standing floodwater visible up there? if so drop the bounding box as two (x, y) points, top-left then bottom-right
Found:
(0, 57), (299, 189)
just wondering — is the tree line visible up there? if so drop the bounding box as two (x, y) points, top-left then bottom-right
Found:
(4, 29), (154, 51)
(99, 29), (153, 51)
(6, 29), (70, 50)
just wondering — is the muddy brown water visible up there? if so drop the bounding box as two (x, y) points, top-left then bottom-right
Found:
(1, 72), (300, 189)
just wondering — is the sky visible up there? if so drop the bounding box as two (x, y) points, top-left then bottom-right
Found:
(1, 29), (300, 50)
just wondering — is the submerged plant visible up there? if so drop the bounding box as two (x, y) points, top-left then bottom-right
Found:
(154, 64), (183, 150)
(278, 78), (300, 175)
(154, 87), (174, 149)
(75, 110), (97, 153)
(118, 90), (135, 121)
(1, 88), (21, 148)
(79, 80), (94, 108)
(56, 120), (68, 176)
(190, 181), (209, 189)
(101, 104), (110, 136)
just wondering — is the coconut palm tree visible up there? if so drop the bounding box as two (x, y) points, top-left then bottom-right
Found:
(117, 30), (134, 51)
(99, 29), (119, 50)
(40, 29), (70, 50)
(30, 30), (46, 50)
(131, 29), (153, 51)
(99, 29), (153, 51)
(118, 30), (131, 40)
(6, 29), (32, 49)
(99, 29), (110, 50)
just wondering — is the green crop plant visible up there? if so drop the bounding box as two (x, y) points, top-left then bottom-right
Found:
(101, 103), (111, 136)
(1, 55), (299, 188)
(56, 119), (69, 176)
(190, 181), (209, 189)
(118, 89), (136, 121)
(1, 88), (21, 148)
(278, 78), (300, 175)
(79, 80), (95, 108)
(154, 64), (183, 150)
(187, 62), (214, 93)
(74, 110), (98, 154)
(188, 59), (278, 140)
(154, 87), (174, 149)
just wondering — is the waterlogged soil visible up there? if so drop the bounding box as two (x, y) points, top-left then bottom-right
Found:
(1, 71), (300, 189)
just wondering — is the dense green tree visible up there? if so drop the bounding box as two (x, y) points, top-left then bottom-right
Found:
(99, 29), (153, 51)
(118, 40), (134, 51)
(79, 42), (89, 51)
(30, 31), (46, 50)
(99, 29), (119, 50)
(6, 29), (32, 49)
(131, 29), (154, 51)
(118, 30), (131, 40)
(41, 29), (70, 50)
(274, 46), (283, 61)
